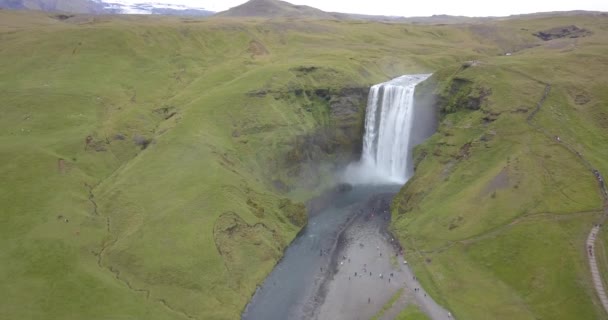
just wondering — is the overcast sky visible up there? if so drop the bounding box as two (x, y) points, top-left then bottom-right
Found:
(160, 0), (607, 17)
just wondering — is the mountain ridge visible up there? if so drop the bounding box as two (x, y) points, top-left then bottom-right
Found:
(1, 0), (605, 23)
(216, 0), (334, 19)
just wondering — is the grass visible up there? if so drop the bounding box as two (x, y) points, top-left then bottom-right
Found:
(392, 15), (608, 320)
(1, 9), (607, 320)
(394, 304), (431, 320)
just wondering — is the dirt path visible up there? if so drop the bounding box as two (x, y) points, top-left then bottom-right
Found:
(587, 225), (608, 312)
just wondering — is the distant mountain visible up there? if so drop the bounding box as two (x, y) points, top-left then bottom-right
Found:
(0, 0), (105, 13)
(398, 14), (486, 24)
(394, 11), (608, 25)
(215, 0), (607, 24)
(216, 0), (335, 19)
(0, 0), (214, 16)
(215, 0), (488, 23)
(99, 1), (214, 15)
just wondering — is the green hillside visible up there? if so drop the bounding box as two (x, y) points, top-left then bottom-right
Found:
(1, 9), (607, 320)
(394, 16), (608, 320)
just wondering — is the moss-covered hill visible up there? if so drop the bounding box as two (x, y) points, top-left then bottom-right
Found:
(0, 9), (606, 320)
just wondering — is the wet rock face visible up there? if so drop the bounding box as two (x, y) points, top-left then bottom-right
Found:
(329, 87), (369, 153)
(285, 87), (369, 167)
(533, 25), (592, 41)
(245, 86), (368, 171)
(335, 183), (353, 193)
(330, 87), (368, 122)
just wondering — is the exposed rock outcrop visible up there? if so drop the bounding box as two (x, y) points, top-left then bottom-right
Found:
(437, 77), (492, 114)
(533, 25), (592, 41)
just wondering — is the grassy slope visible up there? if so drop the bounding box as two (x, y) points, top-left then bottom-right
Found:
(0, 11), (501, 319)
(395, 304), (431, 320)
(393, 15), (608, 320)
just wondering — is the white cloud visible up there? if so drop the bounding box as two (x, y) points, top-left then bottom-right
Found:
(137, 0), (607, 16)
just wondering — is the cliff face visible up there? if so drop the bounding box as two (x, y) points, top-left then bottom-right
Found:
(282, 87), (369, 185)
(250, 86), (368, 161)
(240, 84), (369, 192)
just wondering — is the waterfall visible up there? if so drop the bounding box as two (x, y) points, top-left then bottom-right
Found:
(344, 74), (431, 185)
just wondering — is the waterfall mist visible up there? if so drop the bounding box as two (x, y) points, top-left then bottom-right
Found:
(342, 74), (432, 185)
